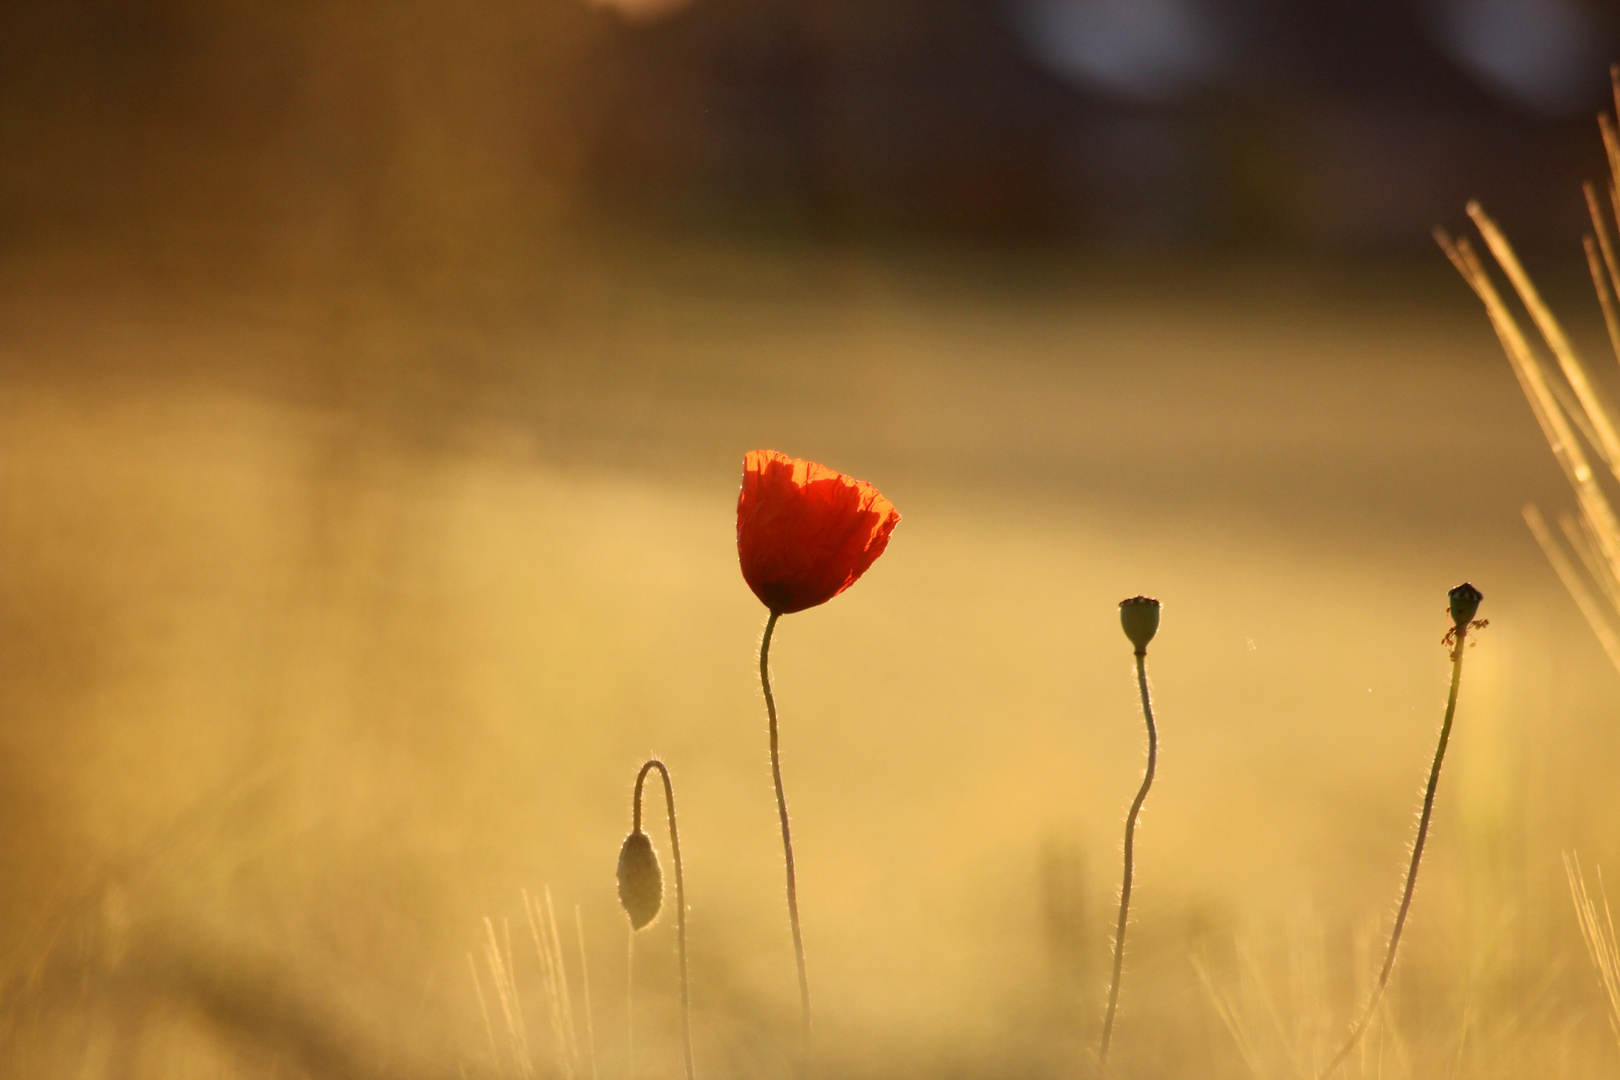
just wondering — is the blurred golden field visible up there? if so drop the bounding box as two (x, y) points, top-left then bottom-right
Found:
(3, 235), (1620, 1079)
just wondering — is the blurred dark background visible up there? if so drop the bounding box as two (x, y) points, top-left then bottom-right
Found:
(1, 0), (1617, 272)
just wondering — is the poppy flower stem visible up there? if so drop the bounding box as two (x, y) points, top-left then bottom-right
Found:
(760, 609), (813, 1050)
(1099, 647), (1158, 1069)
(1318, 620), (1473, 1079)
(633, 760), (695, 1080)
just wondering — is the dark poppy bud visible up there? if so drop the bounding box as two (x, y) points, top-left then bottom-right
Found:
(1448, 583), (1483, 628)
(617, 831), (663, 930)
(1119, 596), (1161, 654)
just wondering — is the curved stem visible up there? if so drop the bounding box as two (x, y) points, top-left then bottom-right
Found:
(1100, 649), (1158, 1069)
(634, 759), (695, 1080)
(760, 610), (812, 1049)
(1319, 628), (1469, 1079)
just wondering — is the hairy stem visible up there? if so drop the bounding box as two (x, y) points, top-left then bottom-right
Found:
(761, 610), (812, 1050)
(1100, 649), (1159, 1068)
(634, 760), (695, 1080)
(1319, 627), (1470, 1079)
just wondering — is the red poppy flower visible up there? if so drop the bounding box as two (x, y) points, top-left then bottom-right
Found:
(737, 449), (901, 614)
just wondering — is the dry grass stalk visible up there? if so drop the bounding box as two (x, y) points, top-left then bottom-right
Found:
(468, 890), (596, 1080)
(1438, 66), (1620, 673)
(574, 906), (601, 1080)
(1564, 854), (1620, 1048)
(479, 916), (535, 1080)
(1197, 916), (1412, 1080)
(526, 887), (588, 1080)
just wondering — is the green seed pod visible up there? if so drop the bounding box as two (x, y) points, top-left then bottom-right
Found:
(1448, 582), (1483, 628)
(1119, 596), (1161, 654)
(617, 830), (663, 930)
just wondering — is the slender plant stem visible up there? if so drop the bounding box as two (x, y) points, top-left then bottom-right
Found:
(1319, 627), (1470, 1079)
(1100, 649), (1159, 1069)
(760, 609), (813, 1049)
(575, 906), (599, 1080)
(634, 759), (695, 1080)
(627, 929), (635, 1080)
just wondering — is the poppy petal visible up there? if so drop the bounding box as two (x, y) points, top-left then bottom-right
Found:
(737, 450), (900, 614)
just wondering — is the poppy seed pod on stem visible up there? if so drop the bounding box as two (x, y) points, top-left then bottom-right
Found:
(1449, 582), (1483, 628)
(1320, 583), (1484, 1079)
(1119, 596), (1161, 654)
(1100, 595), (1163, 1066)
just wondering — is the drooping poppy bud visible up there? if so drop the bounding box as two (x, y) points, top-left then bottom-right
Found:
(1448, 583), (1482, 628)
(1119, 596), (1161, 654)
(617, 831), (663, 930)
(737, 450), (901, 614)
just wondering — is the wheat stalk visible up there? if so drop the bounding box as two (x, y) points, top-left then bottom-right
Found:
(1440, 66), (1620, 672)
(1565, 853), (1620, 1048)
